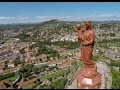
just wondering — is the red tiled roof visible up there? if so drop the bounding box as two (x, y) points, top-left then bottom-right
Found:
(48, 60), (62, 65)
(58, 48), (66, 52)
(36, 54), (48, 59)
(58, 61), (70, 68)
(0, 64), (5, 70)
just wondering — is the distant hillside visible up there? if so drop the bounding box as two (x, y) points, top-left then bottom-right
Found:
(14, 19), (120, 43)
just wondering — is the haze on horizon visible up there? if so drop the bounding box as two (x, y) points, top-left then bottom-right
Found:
(0, 2), (120, 24)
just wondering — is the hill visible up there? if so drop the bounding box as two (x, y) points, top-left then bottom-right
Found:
(13, 19), (120, 44)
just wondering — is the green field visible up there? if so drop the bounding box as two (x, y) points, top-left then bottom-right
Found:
(23, 82), (36, 89)
(22, 70), (66, 89)
(5, 38), (16, 43)
(3, 76), (18, 85)
(40, 70), (65, 80)
(7, 76), (18, 82)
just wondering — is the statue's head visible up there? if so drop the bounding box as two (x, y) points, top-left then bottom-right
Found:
(76, 24), (81, 30)
(85, 21), (92, 30)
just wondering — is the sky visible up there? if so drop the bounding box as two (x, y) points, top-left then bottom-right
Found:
(0, 2), (120, 24)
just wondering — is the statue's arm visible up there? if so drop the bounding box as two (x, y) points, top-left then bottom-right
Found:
(82, 31), (95, 45)
(78, 28), (85, 40)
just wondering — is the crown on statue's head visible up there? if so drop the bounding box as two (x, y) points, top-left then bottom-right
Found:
(76, 24), (81, 27)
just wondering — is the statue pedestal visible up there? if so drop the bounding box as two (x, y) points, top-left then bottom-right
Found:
(76, 65), (101, 89)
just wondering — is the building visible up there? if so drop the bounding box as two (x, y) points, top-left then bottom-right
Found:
(41, 79), (51, 86)
(25, 54), (48, 63)
(58, 61), (70, 69)
(7, 60), (15, 68)
(48, 60), (70, 69)
(0, 64), (5, 73)
(48, 60), (57, 67)
(37, 54), (48, 62)
(8, 63), (15, 68)
(57, 47), (66, 53)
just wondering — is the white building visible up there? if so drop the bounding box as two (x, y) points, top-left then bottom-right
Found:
(8, 63), (15, 68)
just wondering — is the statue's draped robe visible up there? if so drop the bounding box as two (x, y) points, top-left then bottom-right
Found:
(78, 29), (95, 67)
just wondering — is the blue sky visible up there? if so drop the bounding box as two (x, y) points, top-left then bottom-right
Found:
(0, 2), (120, 24)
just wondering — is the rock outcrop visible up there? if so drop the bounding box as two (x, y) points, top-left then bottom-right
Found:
(66, 62), (112, 89)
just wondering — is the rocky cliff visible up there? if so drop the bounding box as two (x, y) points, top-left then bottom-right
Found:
(66, 62), (112, 89)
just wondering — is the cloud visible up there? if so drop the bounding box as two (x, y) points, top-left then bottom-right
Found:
(95, 14), (120, 21)
(0, 14), (120, 24)
(99, 14), (114, 17)
(0, 17), (17, 20)
(0, 17), (7, 19)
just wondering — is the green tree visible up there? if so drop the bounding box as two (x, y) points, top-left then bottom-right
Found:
(22, 71), (31, 78)
(51, 78), (67, 89)
(32, 67), (39, 74)
(111, 67), (120, 89)
(0, 72), (15, 81)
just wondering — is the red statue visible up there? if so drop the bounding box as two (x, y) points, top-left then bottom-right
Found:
(80, 21), (95, 69)
(74, 21), (101, 89)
